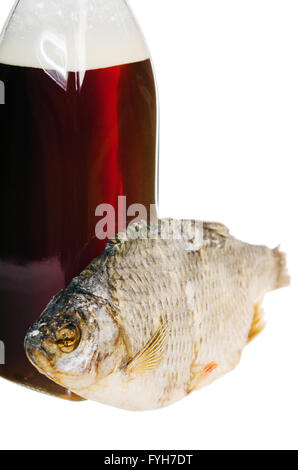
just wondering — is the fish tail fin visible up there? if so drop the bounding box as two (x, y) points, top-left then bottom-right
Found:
(272, 247), (290, 290)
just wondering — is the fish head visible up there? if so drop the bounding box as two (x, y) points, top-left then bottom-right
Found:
(24, 290), (122, 391)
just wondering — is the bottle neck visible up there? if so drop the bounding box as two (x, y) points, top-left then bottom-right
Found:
(0, 0), (149, 71)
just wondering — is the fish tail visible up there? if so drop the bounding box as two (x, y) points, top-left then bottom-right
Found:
(272, 247), (290, 290)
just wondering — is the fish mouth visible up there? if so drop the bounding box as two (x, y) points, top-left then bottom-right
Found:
(25, 344), (39, 368)
(25, 341), (56, 379)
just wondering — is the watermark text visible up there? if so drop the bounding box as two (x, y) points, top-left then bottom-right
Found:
(95, 197), (203, 249)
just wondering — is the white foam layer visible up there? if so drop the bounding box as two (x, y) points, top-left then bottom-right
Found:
(0, 0), (149, 70)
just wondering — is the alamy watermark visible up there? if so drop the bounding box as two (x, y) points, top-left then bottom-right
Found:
(95, 196), (203, 248)
(0, 340), (4, 365)
(0, 80), (5, 104)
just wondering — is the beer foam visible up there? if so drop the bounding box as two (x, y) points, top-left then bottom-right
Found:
(0, 0), (149, 70)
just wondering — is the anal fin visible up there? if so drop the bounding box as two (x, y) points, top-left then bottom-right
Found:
(248, 299), (266, 343)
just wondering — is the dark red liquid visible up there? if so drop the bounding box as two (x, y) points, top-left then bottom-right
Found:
(0, 59), (157, 399)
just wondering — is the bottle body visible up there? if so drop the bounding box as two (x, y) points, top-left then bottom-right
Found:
(0, 0), (158, 399)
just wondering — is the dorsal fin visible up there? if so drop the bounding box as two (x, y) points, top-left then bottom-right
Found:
(203, 221), (230, 238)
(203, 221), (230, 248)
(105, 219), (230, 255)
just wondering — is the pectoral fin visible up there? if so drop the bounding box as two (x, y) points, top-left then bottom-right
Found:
(124, 322), (169, 376)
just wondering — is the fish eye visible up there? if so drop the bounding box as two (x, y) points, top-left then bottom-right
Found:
(56, 324), (81, 353)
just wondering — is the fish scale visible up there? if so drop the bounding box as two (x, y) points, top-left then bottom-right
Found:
(101, 234), (197, 406)
(24, 220), (290, 410)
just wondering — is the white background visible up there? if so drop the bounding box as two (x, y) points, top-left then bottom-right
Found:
(0, 0), (297, 450)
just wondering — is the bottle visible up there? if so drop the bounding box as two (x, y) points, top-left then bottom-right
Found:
(0, 0), (158, 400)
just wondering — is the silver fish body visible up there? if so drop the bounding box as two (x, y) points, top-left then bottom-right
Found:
(25, 220), (289, 410)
